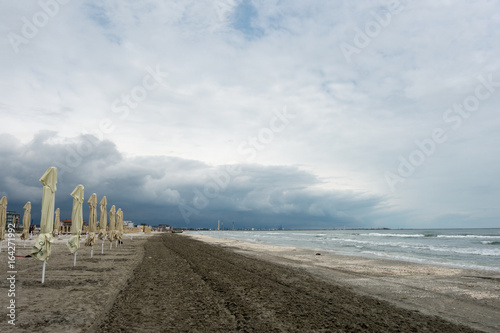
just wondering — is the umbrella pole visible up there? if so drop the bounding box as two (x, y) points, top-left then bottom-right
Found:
(73, 251), (77, 267)
(101, 240), (104, 254)
(24, 240), (26, 248)
(116, 240), (118, 247)
(91, 246), (94, 258)
(41, 260), (47, 283)
(0, 240), (2, 252)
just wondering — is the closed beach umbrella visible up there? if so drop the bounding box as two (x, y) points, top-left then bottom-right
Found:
(67, 184), (84, 255)
(53, 208), (60, 238)
(20, 201), (31, 241)
(85, 193), (97, 248)
(108, 205), (116, 246)
(31, 167), (57, 262)
(0, 196), (7, 245)
(98, 196), (107, 254)
(116, 208), (123, 242)
(98, 196), (107, 240)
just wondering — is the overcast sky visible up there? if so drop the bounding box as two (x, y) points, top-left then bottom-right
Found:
(1, 0), (499, 229)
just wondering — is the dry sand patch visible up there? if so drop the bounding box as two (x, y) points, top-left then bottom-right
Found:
(0, 232), (154, 333)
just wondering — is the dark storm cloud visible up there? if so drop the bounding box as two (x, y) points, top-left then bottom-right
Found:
(0, 132), (390, 229)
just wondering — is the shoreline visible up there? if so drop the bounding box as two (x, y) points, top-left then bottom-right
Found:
(98, 233), (485, 332)
(185, 229), (500, 273)
(1, 232), (498, 332)
(183, 232), (500, 333)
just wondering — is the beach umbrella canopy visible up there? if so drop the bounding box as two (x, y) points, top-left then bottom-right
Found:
(20, 201), (31, 240)
(53, 208), (60, 237)
(31, 167), (57, 261)
(67, 184), (84, 254)
(98, 196), (107, 240)
(85, 193), (97, 247)
(0, 196), (7, 241)
(108, 205), (116, 242)
(116, 208), (123, 240)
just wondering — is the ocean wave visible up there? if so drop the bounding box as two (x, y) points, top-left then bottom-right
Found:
(338, 238), (500, 256)
(339, 238), (428, 249)
(366, 233), (425, 238)
(481, 241), (500, 245)
(437, 235), (500, 239)
(425, 245), (500, 257)
(359, 251), (500, 272)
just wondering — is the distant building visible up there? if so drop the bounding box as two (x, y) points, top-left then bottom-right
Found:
(60, 219), (72, 233)
(59, 219), (87, 233)
(6, 211), (21, 229)
(158, 224), (172, 231)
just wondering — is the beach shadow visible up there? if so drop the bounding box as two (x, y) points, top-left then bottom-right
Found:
(53, 266), (114, 272)
(19, 279), (105, 288)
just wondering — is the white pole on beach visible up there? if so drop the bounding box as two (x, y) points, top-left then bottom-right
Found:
(0, 240), (2, 252)
(101, 240), (104, 254)
(23, 240), (26, 248)
(41, 260), (46, 283)
(116, 240), (118, 248)
(73, 251), (77, 267)
(91, 246), (94, 258)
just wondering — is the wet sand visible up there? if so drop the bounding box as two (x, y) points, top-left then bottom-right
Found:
(1, 232), (498, 332)
(185, 233), (500, 333)
(97, 234), (492, 332)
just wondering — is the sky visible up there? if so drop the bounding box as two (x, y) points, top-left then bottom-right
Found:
(1, 0), (499, 229)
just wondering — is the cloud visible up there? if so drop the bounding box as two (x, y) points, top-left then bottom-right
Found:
(0, 132), (393, 229)
(1, 1), (499, 228)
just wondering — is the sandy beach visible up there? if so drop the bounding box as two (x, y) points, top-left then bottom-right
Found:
(1, 232), (499, 332)
(0, 232), (154, 332)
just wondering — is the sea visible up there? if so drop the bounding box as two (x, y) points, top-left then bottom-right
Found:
(192, 228), (500, 272)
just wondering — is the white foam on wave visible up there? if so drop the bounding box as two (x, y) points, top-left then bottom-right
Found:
(437, 234), (500, 239)
(426, 245), (500, 256)
(366, 233), (425, 238)
(336, 238), (500, 257)
(338, 238), (426, 249)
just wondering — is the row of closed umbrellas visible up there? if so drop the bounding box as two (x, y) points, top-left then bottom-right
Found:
(0, 166), (126, 283)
